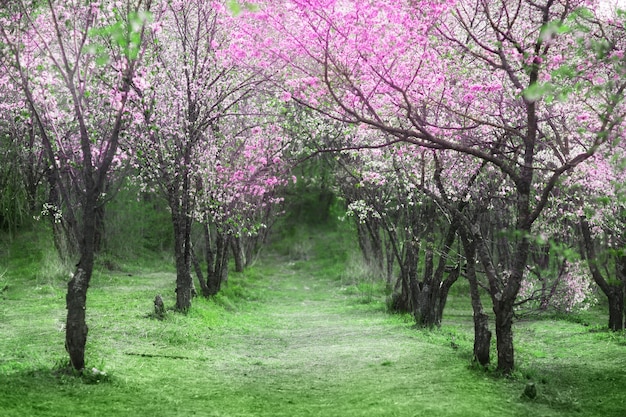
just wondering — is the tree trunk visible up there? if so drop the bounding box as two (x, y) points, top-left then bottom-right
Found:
(580, 216), (625, 331)
(217, 232), (230, 284)
(391, 241), (419, 313)
(65, 268), (90, 371)
(459, 230), (491, 365)
(191, 245), (211, 297)
(607, 287), (625, 331)
(407, 244), (420, 318)
(385, 237), (394, 290)
(203, 221), (216, 278)
(435, 266), (460, 324)
(493, 300), (514, 374)
(355, 219), (385, 278)
(172, 209), (193, 312)
(47, 170), (79, 262)
(415, 283), (432, 326)
(231, 235), (245, 273)
(416, 227), (434, 322)
(174, 236), (193, 311)
(472, 222), (522, 374)
(473, 311), (491, 366)
(416, 218), (459, 328)
(207, 232), (229, 295)
(65, 191), (97, 371)
(93, 203), (105, 254)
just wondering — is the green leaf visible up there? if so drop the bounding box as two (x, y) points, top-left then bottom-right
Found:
(244, 2), (259, 12)
(95, 53), (110, 66)
(227, 0), (242, 16)
(551, 64), (576, 80)
(523, 82), (553, 102)
(540, 20), (570, 42)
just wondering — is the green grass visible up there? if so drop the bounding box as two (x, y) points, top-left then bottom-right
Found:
(1, 225), (626, 416)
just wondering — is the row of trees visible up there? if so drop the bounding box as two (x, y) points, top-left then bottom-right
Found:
(0, 0), (289, 371)
(0, 0), (624, 375)
(231, 0), (626, 373)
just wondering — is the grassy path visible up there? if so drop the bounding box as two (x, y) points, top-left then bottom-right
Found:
(158, 258), (525, 417)
(1, 249), (626, 416)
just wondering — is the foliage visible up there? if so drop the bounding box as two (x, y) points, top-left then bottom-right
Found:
(518, 259), (598, 314)
(100, 181), (173, 258)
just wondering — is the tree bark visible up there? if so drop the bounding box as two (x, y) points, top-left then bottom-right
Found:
(46, 169), (79, 262)
(206, 231), (229, 296)
(191, 245), (211, 297)
(472, 222), (524, 374)
(231, 235), (245, 273)
(171, 206), (193, 312)
(580, 216), (625, 331)
(65, 267), (90, 370)
(493, 300), (514, 373)
(460, 230), (491, 366)
(416, 217), (459, 328)
(607, 287), (625, 331)
(65, 184), (98, 371)
(435, 266), (460, 325)
(385, 237), (394, 289)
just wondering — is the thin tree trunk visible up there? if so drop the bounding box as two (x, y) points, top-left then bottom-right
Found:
(171, 206), (193, 312)
(580, 216), (625, 331)
(416, 217), (458, 328)
(407, 243), (420, 317)
(435, 266), (460, 324)
(231, 235), (245, 273)
(460, 230), (491, 366)
(191, 244), (210, 297)
(93, 203), (105, 254)
(472, 222), (523, 374)
(607, 288), (625, 331)
(385, 237), (394, 290)
(207, 232), (229, 295)
(46, 170), (79, 262)
(203, 221), (215, 278)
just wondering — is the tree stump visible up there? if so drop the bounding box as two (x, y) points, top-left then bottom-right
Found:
(154, 294), (165, 319)
(522, 382), (537, 400)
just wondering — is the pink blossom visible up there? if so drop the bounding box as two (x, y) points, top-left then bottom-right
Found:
(280, 91), (292, 102)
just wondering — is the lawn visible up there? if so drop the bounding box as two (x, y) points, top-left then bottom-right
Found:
(1, 227), (625, 416)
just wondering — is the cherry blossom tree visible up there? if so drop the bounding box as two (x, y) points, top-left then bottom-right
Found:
(190, 105), (289, 297)
(338, 142), (463, 326)
(0, 0), (153, 371)
(568, 150), (626, 330)
(131, 0), (287, 310)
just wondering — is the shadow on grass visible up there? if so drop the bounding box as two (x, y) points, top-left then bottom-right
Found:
(518, 361), (626, 415)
